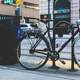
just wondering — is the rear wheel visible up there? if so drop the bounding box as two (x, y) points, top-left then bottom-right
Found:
(17, 35), (50, 70)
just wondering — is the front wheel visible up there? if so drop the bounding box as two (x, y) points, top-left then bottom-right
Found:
(17, 35), (50, 70)
(73, 41), (80, 68)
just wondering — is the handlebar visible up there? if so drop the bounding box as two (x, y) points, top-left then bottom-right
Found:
(36, 19), (54, 24)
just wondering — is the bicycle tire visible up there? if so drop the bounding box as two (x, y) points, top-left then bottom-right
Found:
(17, 34), (50, 70)
(73, 41), (80, 68)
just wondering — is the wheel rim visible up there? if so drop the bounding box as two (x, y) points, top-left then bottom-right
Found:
(74, 42), (80, 67)
(17, 36), (49, 70)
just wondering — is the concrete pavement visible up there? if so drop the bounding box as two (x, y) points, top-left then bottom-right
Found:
(0, 59), (80, 80)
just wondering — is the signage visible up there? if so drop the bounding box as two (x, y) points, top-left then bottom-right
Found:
(16, 0), (22, 6)
(54, 0), (71, 35)
(2, 0), (14, 4)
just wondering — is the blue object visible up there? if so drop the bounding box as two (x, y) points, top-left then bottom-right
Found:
(16, 26), (21, 39)
(15, 7), (20, 16)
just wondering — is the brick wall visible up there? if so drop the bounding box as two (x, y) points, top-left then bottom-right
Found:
(0, 0), (39, 18)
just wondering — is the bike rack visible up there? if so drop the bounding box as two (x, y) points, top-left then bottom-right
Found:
(47, 0), (57, 69)
(56, 25), (80, 71)
(47, 0), (80, 71)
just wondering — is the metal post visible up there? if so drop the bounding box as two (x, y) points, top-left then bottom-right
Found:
(70, 26), (77, 71)
(15, 0), (23, 17)
(70, 26), (75, 71)
(47, 0), (52, 51)
(15, 6), (20, 16)
(48, 0), (59, 69)
(52, 0), (56, 68)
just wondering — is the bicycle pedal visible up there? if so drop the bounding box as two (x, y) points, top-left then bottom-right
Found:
(60, 60), (65, 64)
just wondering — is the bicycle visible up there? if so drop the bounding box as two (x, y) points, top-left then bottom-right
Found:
(17, 19), (80, 70)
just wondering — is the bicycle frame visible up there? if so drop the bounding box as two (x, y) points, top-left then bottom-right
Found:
(25, 20), (80, 67)
(17, 0), (80, 70)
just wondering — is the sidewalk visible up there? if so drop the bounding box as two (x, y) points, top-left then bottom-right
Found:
(0, 65), (80, 80)
(0, 59), (80, 80)
(0, 45), (80, 80)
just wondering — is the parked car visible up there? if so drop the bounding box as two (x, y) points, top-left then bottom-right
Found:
(20, 23), (41, 37)
(20, 23), (33, 32)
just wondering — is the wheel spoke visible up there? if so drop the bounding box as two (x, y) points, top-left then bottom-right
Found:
(17, 35), (49, 70)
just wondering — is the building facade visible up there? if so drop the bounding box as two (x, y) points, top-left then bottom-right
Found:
(40, 0), (80, 24)
(0, 0), (39, 18)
